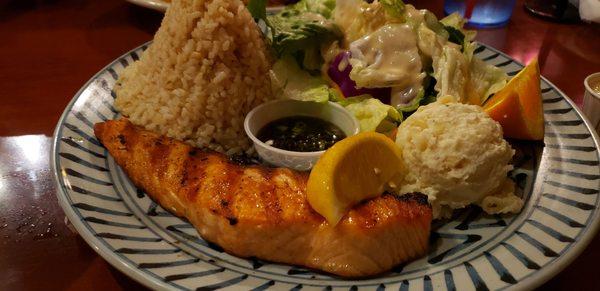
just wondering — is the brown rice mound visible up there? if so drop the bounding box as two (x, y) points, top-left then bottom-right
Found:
(114, 0), (273, 154)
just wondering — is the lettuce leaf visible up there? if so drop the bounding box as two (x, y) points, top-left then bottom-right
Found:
(291, 0), (337, 18)
(268, 11), (341, 57)
(432, 45), (469, 102)
(248, 0), (341, 71)
(423, 11), (448, 38)
(467, 57), (508, 105)
(427, 11), (507, 104)
(267, 0), (341, 58)
(440, 12), (476, 54)
(247, 0), (267, 21)
(338, 95), (403, 132)
(440, 12), (467, 30)
(432, 45), (507, 105)
(415, 21), (446, 66)
(380, 0), (405, 19)
(270, 56), (333, 103)
(444, 25), (465, 47)
(396, 89), (423, 112)
(396, 76), (437, 113)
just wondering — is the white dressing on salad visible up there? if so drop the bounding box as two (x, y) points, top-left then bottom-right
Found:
(333, 0), (387, 44)
(348, 23), (424, 90)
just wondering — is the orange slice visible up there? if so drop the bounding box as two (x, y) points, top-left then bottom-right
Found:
(483, 58), (544, 140)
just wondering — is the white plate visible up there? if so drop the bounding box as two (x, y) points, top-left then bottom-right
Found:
(125, 0), (169, 12)
(53, 42), (600, 290)
(125, 0), (284, 13)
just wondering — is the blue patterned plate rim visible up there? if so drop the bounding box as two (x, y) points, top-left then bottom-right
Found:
(52, 42), (168, 290)
(480, 44), (600, 291)
(51, 41), (600, 291)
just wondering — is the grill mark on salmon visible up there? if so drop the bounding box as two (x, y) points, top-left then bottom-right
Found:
(94, 118), (432, 277)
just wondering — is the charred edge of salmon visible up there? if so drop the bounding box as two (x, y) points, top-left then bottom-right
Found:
(228, 154), (261, 166)
(392, 192), (430, 206)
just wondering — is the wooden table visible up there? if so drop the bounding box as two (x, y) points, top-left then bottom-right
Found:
(1, 0), (599, 290)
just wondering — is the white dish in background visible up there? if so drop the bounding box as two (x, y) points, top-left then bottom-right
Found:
(52, 42), (600, 290)
(125, 0), (169, 12)
(125, 0), (284, 13)
(583, 72), (600, 133)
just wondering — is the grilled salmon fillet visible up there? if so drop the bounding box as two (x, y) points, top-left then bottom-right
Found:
(94, 118), (432, 277)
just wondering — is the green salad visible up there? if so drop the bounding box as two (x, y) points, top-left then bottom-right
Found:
(248, 0), (508, 135)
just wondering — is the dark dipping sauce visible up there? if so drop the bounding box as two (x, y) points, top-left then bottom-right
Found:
(257, 116), (346, 152)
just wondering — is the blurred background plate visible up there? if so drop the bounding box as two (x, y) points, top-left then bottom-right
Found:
(124, 0), (285, 13)
(125, 0), (169, 12)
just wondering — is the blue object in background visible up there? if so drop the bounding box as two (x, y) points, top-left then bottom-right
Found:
(444, 0), (517, 28)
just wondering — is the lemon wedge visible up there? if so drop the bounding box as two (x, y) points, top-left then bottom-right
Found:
(307, 132), (405, 225)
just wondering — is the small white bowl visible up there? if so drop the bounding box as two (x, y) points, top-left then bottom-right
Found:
(583, 72), (600, 133)
(244, 99), (360, 171)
